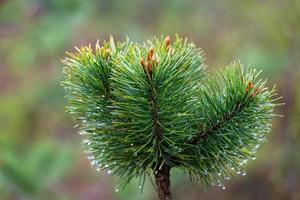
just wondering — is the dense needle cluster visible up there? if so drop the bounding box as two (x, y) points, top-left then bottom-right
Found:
(62, 35), (281, 199)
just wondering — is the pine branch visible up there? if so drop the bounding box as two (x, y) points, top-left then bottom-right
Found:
(61, 36), (282, 200)
(174, 63), (282, 187)
(190, 101), (243, 145)
(144, 47), (172, 199)
(190, 81), (255, 146)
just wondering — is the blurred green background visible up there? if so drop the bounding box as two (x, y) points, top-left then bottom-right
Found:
(0, 0), (299, 199)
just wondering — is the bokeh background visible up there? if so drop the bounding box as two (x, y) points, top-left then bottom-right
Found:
(0, 0), (299, 199)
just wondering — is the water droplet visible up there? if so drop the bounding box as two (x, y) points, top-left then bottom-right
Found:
(74, 124), (79, 128)
(105, 164), (109, 168)
(107, 170), (112, 174)
(79, 131), (86, 135)
(231, 167), (235, 170)
(221, 185), (226, 190)
(218, 173), (221, 176)
(242, 171), (246, 176)
(83, 139), (90, 144)
(211, 182), (215, 186)
(82, 119), (87, 123)
(115, 188), (119, 192)
(237, 171), (241, 175)
(130, 143), (134, 146)
(138, 185), (142, 189)
(91, 160), (98, 166)
(225, 177), (230, 180)
(96, 168), (100, 171)
(252, 157), (256, 160)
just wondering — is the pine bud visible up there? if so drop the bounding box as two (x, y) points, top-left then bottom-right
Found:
(148, 62), (152, 76)
(141, 58), (147, 72)
(147, 47), (154, 62)
(165, 35), (171, 49)
(246, 81), (254, 93)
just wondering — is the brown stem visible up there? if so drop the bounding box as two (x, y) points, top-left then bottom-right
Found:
(155, 165), (172, 200)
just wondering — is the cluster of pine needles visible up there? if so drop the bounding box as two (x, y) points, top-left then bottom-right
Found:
(62, 35), (282, 191)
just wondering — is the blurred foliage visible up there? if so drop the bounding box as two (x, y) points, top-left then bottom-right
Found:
(0, 140), (73, 199)
(0, 0), (299, 199)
